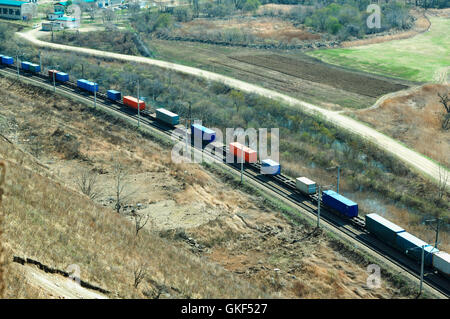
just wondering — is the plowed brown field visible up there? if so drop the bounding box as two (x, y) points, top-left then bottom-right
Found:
(229, 54), (408, 98)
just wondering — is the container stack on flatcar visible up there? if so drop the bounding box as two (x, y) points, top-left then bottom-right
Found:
(21, 61), (31, 71)
(261, 159), (281, 175)
(396, 232), (439, 266)
(365, 213), (405, 247)
(55, 72), (69, 82)
(229, 142), (257, 163)
(296, 177), (316, 195)
(123, 96), (145, 111)
(1, 56), (14, 65)
(322, 190), (358, 218)
(28, 63), (40, 73)
(191, 124), (216, 144)
(433, 251), (450, 278)
(77, 79), (99, 93)
(107, 89), (121, 101)
(156, 108), (179, 126)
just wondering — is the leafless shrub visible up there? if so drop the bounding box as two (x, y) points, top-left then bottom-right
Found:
(437, 164), (449, 201)
(134, 213), (149, 236)
(75, 169), (101, 200)
(437, 92), (450, 130)
(113, 160), (130, 213)
(133, 262), (147, 289)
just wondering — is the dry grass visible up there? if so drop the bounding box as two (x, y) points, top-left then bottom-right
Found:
(0, 161), (5, 298)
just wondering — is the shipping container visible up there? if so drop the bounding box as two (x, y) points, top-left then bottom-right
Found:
(29, 63), (40, 73)
(21, 61), (31, 70)
(191, 124), (216, 144)
(433, 251), (450, 277)
(77, 79), (99, 93)
(107, 90), (121, 101)
(229, 142), (257, 163)
(1, 56), (14, 65)
(365, 213), (405, 247)
(261, 159), (281, 175)
(55, 72), (69, 82)
(48, 69), (59, 80)
(395, 232), (438, 266)
(123, 96), (145, 111)
(296, 177), (316, 195)
(156, 108), (179, 126)
(322, 190), (358, 218)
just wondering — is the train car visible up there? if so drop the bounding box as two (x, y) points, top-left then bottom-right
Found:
(21, 61), (31, 70)
(261, 159), (281, 175)
(1, 56), (14, 65)
(55, 72), (69, 82)
(432, 251), (450, 278)
(77, 79), (99, 93)
(229, 142), (257, 163)
(107, 90), (121, 101)
(48, 69), (59, 80)
(322, 190), (358, 218)
(365, 213), (405, 247)
(156, 108), (179, 126)
(395, 232), (438, 267)
(191, 124), (216, 144)
(123, 96), (145, 111)
(29, 63), (40, 73)
(296, 177), (316, 195)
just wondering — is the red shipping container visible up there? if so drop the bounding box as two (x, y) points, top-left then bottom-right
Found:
(48, 69), (59, 79)
(123, 96), (146, 111)
(229, 142), (257, 163)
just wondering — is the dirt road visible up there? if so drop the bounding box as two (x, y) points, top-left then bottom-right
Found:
(17, 29), (450, 186)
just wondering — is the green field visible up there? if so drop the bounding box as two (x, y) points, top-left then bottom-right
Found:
(308, 16), (450, 83)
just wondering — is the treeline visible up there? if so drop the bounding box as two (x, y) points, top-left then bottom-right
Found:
(260, 0), (449, 9)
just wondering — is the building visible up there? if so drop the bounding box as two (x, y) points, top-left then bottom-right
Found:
(0, 0), (26, 20)
(53, 2), (67, 12)
(41, 21), (63, 31)
(54, 16), (78, 28)
(47, 11), (64, 20)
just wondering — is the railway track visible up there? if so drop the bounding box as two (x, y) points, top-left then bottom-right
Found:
(1, 65), (449, 298)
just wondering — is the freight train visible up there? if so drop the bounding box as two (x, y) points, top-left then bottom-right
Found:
(1, 54), (448, 280)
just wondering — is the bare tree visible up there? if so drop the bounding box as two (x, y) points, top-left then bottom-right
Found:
(75, 168), (101, 200)
(113, 160), (129, 213)
(134, 213), (149, 236)
(133, 262), (147, 289)
(438, 92), (450, 130)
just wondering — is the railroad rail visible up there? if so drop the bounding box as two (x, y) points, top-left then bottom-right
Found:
(0, 65), (448, 298)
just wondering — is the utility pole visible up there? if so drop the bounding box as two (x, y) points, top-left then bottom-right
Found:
(425, 218), (442, 249)
(240, 147), (244, 184)
(406, 245), (426, 297)
(137, 79), (140, 128)
(317, 185), (321, 228)
(16, 55), (19, 79)
(337, 165), (340, 194)
(94, 87), (97, 108)
(39, 52), (42, 74)
(53, 71), (56, 93)
(185, 119), (189, 162)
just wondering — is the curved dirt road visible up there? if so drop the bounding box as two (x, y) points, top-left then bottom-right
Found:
(17, 29), (449, 186)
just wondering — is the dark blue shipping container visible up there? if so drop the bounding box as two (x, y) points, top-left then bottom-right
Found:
(107, 90), (121, 101)
(395, 232), (439, 266)
(191, 124), (216, 144)
(365, 213), (405, 247)
(21, 61), (31, 70)
(322, 190), (358, 218)
(77, 79), (98, 93)
(56, 72), (69, 82)
(1, 56), (14, 65)
(29, 63), (40, 73)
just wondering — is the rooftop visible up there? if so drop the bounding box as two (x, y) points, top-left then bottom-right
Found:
(0, 0), (27, 7)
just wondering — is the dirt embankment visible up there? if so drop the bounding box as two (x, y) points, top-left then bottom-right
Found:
(0, 76), (418, 299)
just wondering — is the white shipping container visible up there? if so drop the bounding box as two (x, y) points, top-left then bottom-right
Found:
(296, 177), (316, 195)
(433, 251), (450, 277)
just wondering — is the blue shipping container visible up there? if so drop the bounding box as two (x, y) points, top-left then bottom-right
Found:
(77, 79), (98, 93)
(395, 232), (438, 266)
(365, 213), (405, 246)
(191, 124), (216, 143)
(29, 63), (40, 73)
(1, 56), (14, 65)
(21, 61), (31, 70)
(322, 190), (358, 218)
(261, 159), (281, 175)
(107, 90), (121, 101)
(56, 72), (69, 82)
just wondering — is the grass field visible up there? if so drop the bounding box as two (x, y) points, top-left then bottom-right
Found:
(308, 16), (450, 83)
